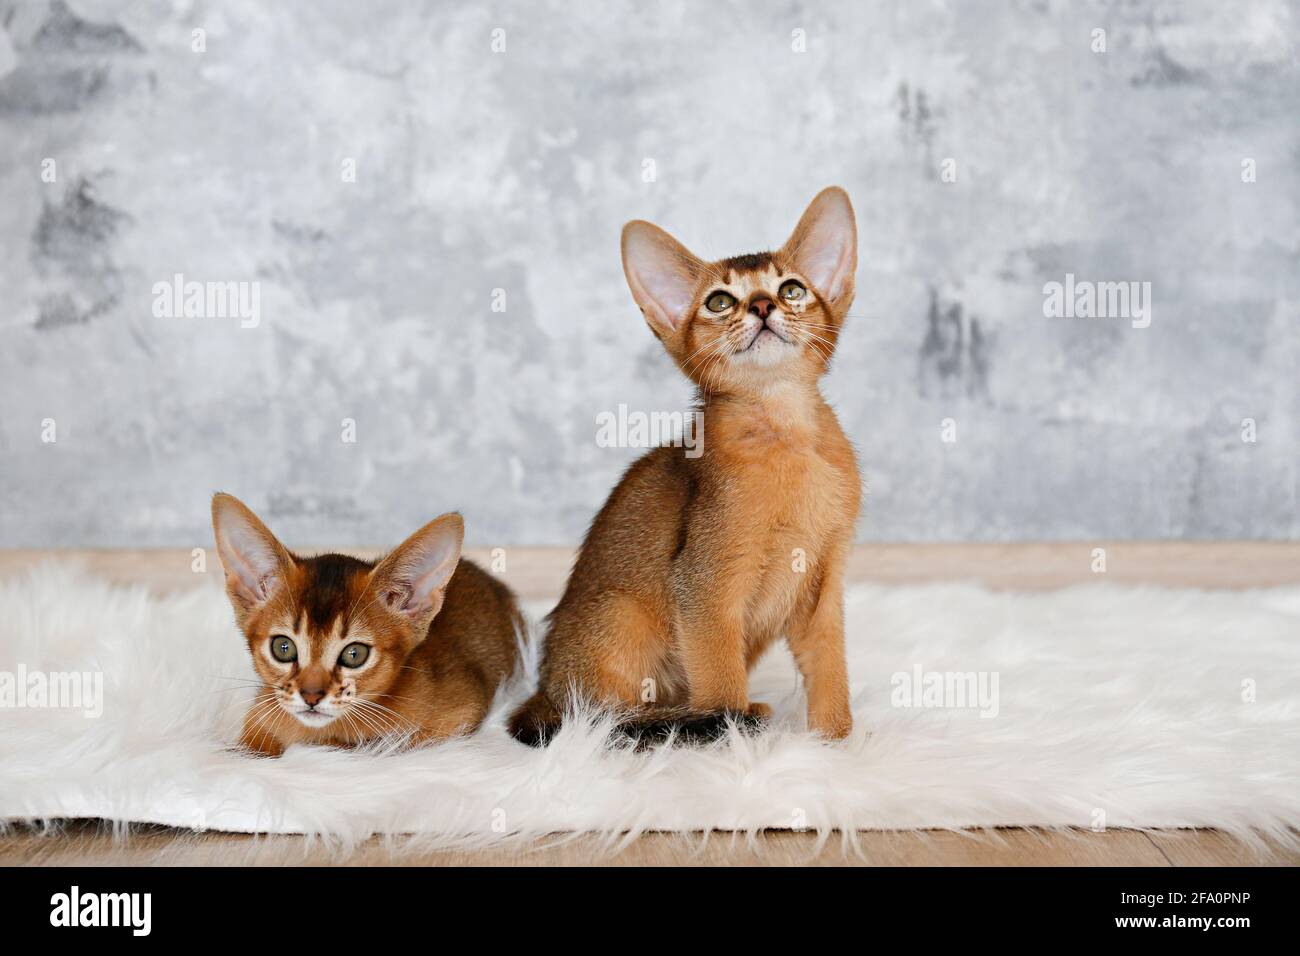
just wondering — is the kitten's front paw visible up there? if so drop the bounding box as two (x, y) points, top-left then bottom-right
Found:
(810, 713), (852, 741)
(236, 730), (285, 758)
(746, 702), (773, 720)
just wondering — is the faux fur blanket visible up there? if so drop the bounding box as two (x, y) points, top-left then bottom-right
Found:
(1, 563), (1297, 847)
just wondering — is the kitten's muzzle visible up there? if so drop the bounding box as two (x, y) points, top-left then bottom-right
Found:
(740, 309), (793, 350)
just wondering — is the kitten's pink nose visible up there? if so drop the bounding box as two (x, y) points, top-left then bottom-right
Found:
(300, 688), (326, 707)
(749, 296), (775, 320)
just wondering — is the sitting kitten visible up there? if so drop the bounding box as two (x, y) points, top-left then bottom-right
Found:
(212, 493), (522, 757)
(509, 187), (861, 745)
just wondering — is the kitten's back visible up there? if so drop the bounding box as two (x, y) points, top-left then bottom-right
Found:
(425, 556), (523, 689)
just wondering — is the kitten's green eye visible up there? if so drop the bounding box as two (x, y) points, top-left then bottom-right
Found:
(779, 280), (806, 302)
(269, 636), (297, 663)
(705, 291), (736, 313)
(339, 643), (370, 668)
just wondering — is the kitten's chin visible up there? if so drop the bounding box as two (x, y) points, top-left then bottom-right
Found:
(732, 329), (794, 367)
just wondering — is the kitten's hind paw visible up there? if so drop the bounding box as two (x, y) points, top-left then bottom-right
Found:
(507, 691), (563, 747)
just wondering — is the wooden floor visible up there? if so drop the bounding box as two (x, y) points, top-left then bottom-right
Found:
(2, 821), (1297, 866)
(5, 541), (1300, 600)
(3, 542), (1298, 867)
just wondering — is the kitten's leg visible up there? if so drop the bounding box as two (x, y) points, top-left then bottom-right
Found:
(671, 541), (757, 712)
(412, 698), (489, 746)
(237, 708), (285, 758)
(785, 558), (852, 739)
(674, 589), (750, 712)
(552, 594), (675, 712)
(378, 669), (487, 748)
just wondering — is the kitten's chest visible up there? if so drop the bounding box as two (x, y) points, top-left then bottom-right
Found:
(714, 417), (858, 595)
(715, 412), (858, 536)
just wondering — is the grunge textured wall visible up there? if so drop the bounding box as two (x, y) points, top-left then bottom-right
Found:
(1, 0), (1296, 546)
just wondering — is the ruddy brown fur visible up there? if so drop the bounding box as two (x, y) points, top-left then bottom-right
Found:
(510, 187), (861, 745)
(212, 494), (522, 757)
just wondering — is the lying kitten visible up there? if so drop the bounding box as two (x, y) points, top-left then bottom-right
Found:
(509, 187), (861, 745)
(212, 493), (522, 757)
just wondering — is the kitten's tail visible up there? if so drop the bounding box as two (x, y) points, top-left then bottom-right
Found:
(507, 694), (764, 748)
(612, 708), (766, 748)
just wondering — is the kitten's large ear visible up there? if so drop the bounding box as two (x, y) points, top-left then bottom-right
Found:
(621, 220), (704, 334)
(211, 493), (294, 617)
(370, 513), (464, 626)
(781, 187), (857, 307)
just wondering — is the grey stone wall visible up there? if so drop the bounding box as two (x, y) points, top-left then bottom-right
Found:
(1, 0), (1296, 547)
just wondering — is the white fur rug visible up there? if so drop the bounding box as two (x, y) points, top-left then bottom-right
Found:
(1, 562), (1298, 847)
